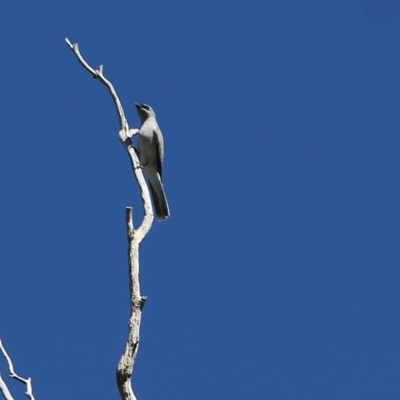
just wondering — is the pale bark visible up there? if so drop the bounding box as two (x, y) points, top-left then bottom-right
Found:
(65, 38), (153, 400)
(0, 339), (35, 400)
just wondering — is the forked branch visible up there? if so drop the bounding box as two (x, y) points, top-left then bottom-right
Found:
(0, 339), (35, 400)
(65, 37), (153, 238)
(65, 38), (152, 400)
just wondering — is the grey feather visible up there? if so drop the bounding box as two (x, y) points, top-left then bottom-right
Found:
(135, 103), (170, 220)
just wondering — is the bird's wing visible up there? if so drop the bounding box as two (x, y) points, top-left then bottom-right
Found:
(154, 126), (164, 179)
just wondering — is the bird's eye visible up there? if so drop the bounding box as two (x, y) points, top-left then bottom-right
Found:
(142, 105), (150, 110)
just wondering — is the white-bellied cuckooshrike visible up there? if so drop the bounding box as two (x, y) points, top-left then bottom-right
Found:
(135, 103), (170, 220)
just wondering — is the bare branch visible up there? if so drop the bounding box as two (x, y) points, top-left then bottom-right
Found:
(115, 207), (147, 400)
(0, 340), (35, 400)
(65, 37), (154, 238)
(65, 38), (154, 400)
(65, 38), (127, 130)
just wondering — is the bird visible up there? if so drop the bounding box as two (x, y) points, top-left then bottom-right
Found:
(135, 103), (170, 220)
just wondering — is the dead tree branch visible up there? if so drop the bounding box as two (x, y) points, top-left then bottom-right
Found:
(65, 38), (153, 400)
(0, 339), (35, 400)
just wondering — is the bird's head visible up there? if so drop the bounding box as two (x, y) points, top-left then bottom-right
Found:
(135, 103), (156, 122)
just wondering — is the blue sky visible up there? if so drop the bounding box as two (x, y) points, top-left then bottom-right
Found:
(1, 1), (400, 399)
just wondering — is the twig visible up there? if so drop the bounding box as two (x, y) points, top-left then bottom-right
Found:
(65, 38), (127, 130)
(0, 339), (35, 400)
(65, 38), (152, 400)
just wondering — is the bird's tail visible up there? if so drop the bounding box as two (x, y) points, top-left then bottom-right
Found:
(149, 179), (170, 220)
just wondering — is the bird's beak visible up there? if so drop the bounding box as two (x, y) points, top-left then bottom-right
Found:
(135, 103), (142, 109)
